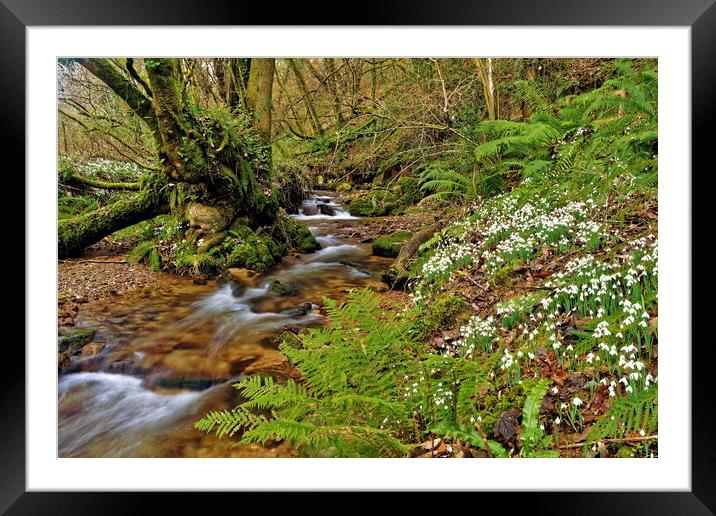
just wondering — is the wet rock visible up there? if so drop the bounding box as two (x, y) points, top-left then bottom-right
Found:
(226, 267), (257, 283)
(193, 278), (208, 285)
(101, 359), (149, 376)
(282, 302), (315, 317)
(80, 342), (105, 359)
(281, 324), (304, 334)
(302, 205), (319, 216)
(269, 280), (298, 297)
(156, 377), (230, 391)
(58, 327), (97, 355)
(58, 352), (71, 370)
(229, 355), (260, 376)
(318, 203), (336, 216)
(295, 302), (314, 316)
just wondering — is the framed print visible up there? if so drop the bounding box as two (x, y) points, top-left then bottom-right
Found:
(5, 0), (715, 512)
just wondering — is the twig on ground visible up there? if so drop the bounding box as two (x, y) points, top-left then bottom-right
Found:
(558, 434), (658, 449)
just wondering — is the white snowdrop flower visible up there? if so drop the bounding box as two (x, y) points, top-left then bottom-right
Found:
(552, 387), (559, 394)
(625, 385), (633, 393)
(572, 396), (583, 407)
(554, 417), (561, 425)
(639, 429), (645, 437)
(540, 424), (545, 431)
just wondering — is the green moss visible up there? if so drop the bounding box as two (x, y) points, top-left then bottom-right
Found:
(269, 280), (298, 297)
(335, 181), (352, 193)
(417, 293), (469, 337)
(127, 241), (154, 263)
(223, 228), (282, 273)
(474, 377), (538, 438)
(398, 176), (421, 206)
(59, 327), (97, 355)
(347, 190), (401, 216)
(372, 230), (413, 258)
(269, 210), (320, 252)
(615, 446), (635, 458)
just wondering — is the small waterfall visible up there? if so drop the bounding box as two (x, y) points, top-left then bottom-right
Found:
(291, 191), (358, 221)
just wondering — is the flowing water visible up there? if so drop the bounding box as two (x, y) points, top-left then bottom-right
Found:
(58, 191), (393, 457)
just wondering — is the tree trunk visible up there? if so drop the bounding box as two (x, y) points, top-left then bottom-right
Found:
(473, 58), (496, 121)
(246, 58), (275, 143)
(58, 189), (167, 258)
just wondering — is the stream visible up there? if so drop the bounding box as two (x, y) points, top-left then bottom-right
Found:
(58, 191), (393, 457)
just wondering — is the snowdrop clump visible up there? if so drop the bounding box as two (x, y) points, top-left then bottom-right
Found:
(455, 315), (497, 357)
(78, 158), (141, 179)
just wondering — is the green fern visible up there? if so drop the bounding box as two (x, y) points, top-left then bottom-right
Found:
(584, 386), (657, 453)
(519, 379), (559, 457)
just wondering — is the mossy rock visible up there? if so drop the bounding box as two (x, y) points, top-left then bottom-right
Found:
(372, 230), (413, 258)
(416, 293), (469, 337)
(170, 224), (283, 276)
(347, 190), (401, 217)
(58, 327), (97, 355)
(269, 280), (298, 297)
(335, 182), (352, 193)
(269, 210), (320, 253)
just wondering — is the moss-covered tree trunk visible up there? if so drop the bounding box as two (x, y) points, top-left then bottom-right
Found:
(246, 58), (275, 144)
(58, 189), (167, 258)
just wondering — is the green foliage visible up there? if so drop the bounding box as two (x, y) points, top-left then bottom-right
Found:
(417, 293), (468, 337)
(429, 421), (508, 458)
(519, 379), (559, 457)
(126, 241), (154, 263)
(347, 189), (402, 216)
(372, 230), (412, 258)
(58, 195), (97, 220)
(419, 161), (481, 203)
(584, 386), (657, 453)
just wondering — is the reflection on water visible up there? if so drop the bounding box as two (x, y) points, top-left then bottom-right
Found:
(58, 191), (393, 457)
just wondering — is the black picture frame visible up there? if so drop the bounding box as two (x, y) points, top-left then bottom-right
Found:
(4, 1), (714, 513)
